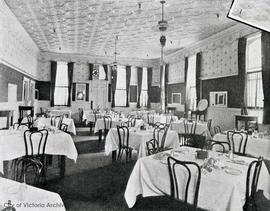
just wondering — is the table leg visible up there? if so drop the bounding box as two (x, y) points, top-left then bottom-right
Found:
(89, 122), (93, 134)
(98, 129), (102, 142)
(112, 151), (117, 163)
(60, 156), (66, 178)
(235, 117), (238, 130)
(3, 161), (9, 178)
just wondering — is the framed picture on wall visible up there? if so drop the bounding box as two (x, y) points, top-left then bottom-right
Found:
(76, 83), (86, 101)
(210, 91), (228, 107)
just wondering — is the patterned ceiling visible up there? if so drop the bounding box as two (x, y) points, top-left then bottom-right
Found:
(228, 0), (270, 33)
(5, 0), (236, 59)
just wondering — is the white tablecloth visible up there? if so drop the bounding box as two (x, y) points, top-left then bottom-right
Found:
(82, 111), (96, 123)
(124, 147), (270, 211)
(171, 120), (212, 139)
(48, 110), (72, 118)
(213, 133), (270, 160)
(0, 130), (78, 173)
(105, 128), (179, 157)
(32, 117), (76, 135)
(94, 118), (144, 133)
(148, 114), (178, 124)
(0, 177), (65, 211)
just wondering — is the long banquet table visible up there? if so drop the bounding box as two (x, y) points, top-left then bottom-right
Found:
(124, 147), (270, 211)
(105, 128), (179, 159)
(0, 129), (78, 177)
(213, 132), (270, 160)
(0, 177), (65, 211)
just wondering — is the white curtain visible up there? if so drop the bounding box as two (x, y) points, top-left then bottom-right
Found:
(99, 65), (106, 80)
(140, 67), (148, 107)
(186, 55), (197, 110)
(115, 65), (127, 106)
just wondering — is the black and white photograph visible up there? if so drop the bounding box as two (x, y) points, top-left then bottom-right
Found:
(0, 0), (270, 210)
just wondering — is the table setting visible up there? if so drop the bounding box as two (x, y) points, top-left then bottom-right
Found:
(0, 125), (78, 175)
(105, 125), (179, 158)
(124, 146), (270, 211)
(0, 177), (65, 211)
(213, 130), (270, 160)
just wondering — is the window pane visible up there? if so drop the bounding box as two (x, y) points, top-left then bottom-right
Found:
(56, 62), (68, 86)
(54, 87), (68, 105)
(99, 65), (106, 80)
(116, 65), (126, 89)
(186, 54), (197, 110)
(115, 90), (126, 106)
(190, 87), (197, 110)
(247, 73), (257, 107)
(142, 67), (148, 90)
(256, 72), (264, 108)
(247, 36), (261, 71)
(187, 55), (196, 87)
(140, 90), (148, 107)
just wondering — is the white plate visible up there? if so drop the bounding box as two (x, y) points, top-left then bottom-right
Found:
(225, 168), (242, 175)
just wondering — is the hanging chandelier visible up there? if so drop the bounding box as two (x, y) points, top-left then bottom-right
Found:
(111, 35), (119, 71)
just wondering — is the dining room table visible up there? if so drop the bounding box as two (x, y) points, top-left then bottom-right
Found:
(170, 119), (212, 139)
(124, 146), (270, 211)
(213, 131), (270, 160)
(36, 117), (76, 135)
(94, 117), (145, 142)
(0, 177), (65, 211)
(0, 128), (78, 178)
(47, 109), (72, 118)
(22, 116), (77, 135)
(105, 127), (179, 161)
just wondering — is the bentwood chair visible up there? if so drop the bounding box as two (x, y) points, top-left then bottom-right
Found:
(103, 116), (112, 140)
(213, 126), (222, 134)
(166, 115), (173, 125)
(180, 120), (197, 147)
(207, 119), (212, 135)
(206, 140), (231, 153)
(146, 138), (160, 155)
(15, 129), (49, 185)
(243, 157), (263, 211)
(51, 115), (61, 128)
(153, 124), (169, 151)
(147, 113), (155, 126)
(117, 125), (132, 162)
(227, 130), (248, 156)
(167, 156), (201, 210)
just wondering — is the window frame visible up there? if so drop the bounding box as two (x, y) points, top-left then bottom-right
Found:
(245, 33), (263, 110)
(54, 62), (69, 106)
(114, 65), (127, 107)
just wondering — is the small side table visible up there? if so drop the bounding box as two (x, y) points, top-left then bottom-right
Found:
(235, 115), (258, 130)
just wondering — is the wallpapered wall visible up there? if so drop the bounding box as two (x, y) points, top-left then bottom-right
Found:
(0, 0), (39, 78)
(166, 24), (258, 83)
(37, 51), (160, 84)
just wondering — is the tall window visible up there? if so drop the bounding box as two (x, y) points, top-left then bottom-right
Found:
(140, 67), (148, 107)
(186, 55), (197, 110)
(98, 65), (106, 80)
(115, 65), (126, 106)
(246, 33), (263, 122)
(54, 62), (69, 106)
